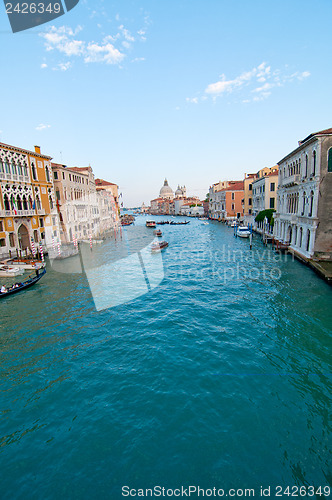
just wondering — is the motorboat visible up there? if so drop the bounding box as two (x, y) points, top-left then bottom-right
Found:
(146, 220), (156, 227)
(153, 229), (162, 237)
(151, 241), (168, 252)
(236, 226), (251, 238)
(1, 258), (45, 270)
(0, 264), (25, 277)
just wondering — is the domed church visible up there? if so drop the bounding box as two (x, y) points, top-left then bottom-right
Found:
(159, 179), (174, 200)
(175, 185), (187, 198)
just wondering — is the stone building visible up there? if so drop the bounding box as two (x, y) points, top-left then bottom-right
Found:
(51, 164), (118, 243)
(273, 128), (332, 260)
(0, 142), (59, 259)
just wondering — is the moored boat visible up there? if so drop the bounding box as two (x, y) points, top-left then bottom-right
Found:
(0, 264), (25, 277)
(236, 226), (251, 238)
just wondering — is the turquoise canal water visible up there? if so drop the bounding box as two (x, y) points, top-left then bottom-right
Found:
(1, 216), (331, 499)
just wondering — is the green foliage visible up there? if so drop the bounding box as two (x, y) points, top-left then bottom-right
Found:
(255, 209), (275, 225)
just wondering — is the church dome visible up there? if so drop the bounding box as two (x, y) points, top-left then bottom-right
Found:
(160, 179), (174, 199)
(175, 185), (183, 197)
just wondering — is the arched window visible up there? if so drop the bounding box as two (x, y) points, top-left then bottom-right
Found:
(306, 230), (310, 252)
(17, 195), (22, 211)
(10, 195), (16, 210)
(0, 160), (4, 173)
(299, 158), (301, 174)
(49, 195), (54, 209)
(302, 192), (306, 215)
(36, 194), (41, 210)
(305, 155), (308, 177)
(22, 195), (28, 210)
(328, 148), (332, 173)
(17, 162), (23, 176)
(45, 166), (50, 182)
(31, 162), (37, 181)
(4, 194), (10, 211)
(309, 191), (314, 217)
(312, 150), (316, 176)
(299, 227), (303, 248)
(11, 163), (17, 176)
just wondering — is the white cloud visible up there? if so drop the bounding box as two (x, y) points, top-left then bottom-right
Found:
(186, 62), (311, 104)
(36, 124), (51, 131)
(84, 42), (124, 64)
(53, 62), (72, 71)
(186, 97), (199, 104)
(41, 63), (48, 69)
(39, 23), (144, 68)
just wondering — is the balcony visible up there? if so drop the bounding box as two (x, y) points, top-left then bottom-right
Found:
(0, 209), (35, 217)
(281, 174), (300, 188)
(0, 171), (30, 183)
(0, 209), (45, 217)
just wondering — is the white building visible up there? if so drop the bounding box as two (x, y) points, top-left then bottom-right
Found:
(274, 128), (332, 260)
(208, 181), (230, 219)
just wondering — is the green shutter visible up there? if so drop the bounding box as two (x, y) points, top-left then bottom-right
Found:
(328, 148), (332, 173)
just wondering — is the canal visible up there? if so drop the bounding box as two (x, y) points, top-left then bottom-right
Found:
(0, 216), (331, 499)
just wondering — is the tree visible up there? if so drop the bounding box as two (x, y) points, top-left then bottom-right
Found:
(255, 209), (275, 226)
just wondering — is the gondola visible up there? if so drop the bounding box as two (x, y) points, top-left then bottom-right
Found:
(0, 268), (46, 299)
(170, 221), (190, 225)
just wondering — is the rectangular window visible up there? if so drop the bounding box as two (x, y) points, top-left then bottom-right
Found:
(9, 233), (15, 247)
(0, 221), (3, 231)
(248, 198), (252, 206)
(54, 171), (58, 180)
(69, 174), (72, 181)
(39, 218), (44, 228)
(231, 203), (235, 210)
(55, 190), (61, 201)
(270, 198), (275, 209)
(270, 183), (275, 191)
(249, 184), (252, 191)
(62, 172), (65, 180)
(249, 209), (252, 215)
(52, 217), (56, 225)
(231, 193), (235, 200)
(0, 238), (5, 247)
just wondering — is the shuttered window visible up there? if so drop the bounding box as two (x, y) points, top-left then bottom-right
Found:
(328, 148), (332, 173)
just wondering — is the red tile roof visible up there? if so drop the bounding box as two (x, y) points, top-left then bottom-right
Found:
(225, 181), (244, 191)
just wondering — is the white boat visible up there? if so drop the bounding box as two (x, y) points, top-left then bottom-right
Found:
(1, 258), (45, 270)
(230, 220), (237, 227)
(236, 226), (251, 238)
(0, 264), (25, 277)
(146, 220), (156, 227)
(151, 240), (168, 252)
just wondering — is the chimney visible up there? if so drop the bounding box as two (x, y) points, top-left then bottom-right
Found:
(34, 145), (41, 154)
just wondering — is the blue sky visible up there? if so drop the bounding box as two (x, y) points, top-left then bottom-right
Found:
(0, 0), (332, 206)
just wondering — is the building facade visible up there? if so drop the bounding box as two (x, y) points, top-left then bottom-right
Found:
(209, 181), (244, 220)
(273, 128), (332, 260)
(0, 142), (59, 258)
(252, 166), (278, 217)
(51, 164), (118, 243)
